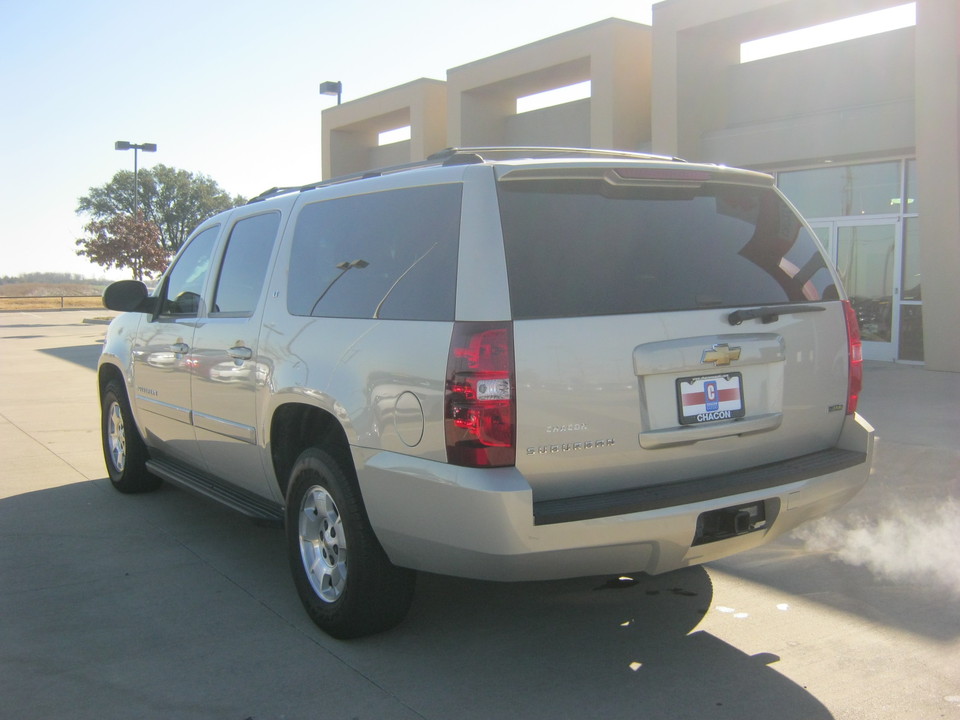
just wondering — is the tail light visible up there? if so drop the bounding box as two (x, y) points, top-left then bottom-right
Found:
(842, 300), (863, 415)
(445, 322), (516, 467)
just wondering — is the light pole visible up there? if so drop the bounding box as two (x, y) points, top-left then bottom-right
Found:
(319, 80), (342, 105)
(114, 141), (157, 217)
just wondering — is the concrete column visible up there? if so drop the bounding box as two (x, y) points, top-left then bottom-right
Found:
(651, 4), (681, 156)
(411, 83), (448, 159)
(915, 0), (960, 371)
(590, 23), (651, 151)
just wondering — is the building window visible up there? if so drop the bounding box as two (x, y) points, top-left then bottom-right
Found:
(778, 162), (901, 218)
(902, 217), (921, 301)
(778, 159), (922, 362)
(905, 159), (919, 214)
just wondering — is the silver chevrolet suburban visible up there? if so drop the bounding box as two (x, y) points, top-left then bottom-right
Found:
(98, 147), (874, 638)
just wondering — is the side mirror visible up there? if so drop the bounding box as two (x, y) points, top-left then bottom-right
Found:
(102, 280), (158, 314)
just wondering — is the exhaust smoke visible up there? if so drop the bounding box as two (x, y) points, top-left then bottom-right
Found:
(793, 498), (960, 597)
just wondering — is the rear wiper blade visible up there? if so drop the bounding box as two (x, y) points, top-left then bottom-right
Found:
(728, 304), (826, 326)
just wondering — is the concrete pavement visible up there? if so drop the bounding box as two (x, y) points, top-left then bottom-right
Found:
(1, 310), (958, 719)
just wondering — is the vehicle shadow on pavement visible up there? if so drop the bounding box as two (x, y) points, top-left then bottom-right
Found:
(0, 479), (835, 720)
(38, 344), (103, 371)
(350, 569), (833, 720)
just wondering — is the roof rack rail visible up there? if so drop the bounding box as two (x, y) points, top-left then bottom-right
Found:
(248, 153), (455, 203)
(246, 146), (684, 203)
(428, 146), (681, 164)
(246, 186), (303, 203)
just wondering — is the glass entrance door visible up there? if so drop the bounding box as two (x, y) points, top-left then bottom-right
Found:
(813, 220), (901, 361)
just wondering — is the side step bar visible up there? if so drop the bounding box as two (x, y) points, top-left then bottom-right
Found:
(146, 458), (284, 527)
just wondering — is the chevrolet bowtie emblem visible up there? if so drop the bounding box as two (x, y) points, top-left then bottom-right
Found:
(702, 343), (742, 366)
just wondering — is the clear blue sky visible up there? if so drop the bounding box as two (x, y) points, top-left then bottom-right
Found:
(0, 0), (655, 279)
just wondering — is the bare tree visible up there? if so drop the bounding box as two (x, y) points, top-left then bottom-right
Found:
(76, 213), (169, 280)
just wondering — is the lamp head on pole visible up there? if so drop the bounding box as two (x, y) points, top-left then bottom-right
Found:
(114, 141), (158, 218)
(115, 141), (157, 152)
(319, 80), (343, 105)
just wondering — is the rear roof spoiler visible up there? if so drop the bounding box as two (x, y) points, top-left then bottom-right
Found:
(248, 146), (691, 204)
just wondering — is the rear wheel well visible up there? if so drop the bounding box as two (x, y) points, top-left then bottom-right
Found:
(270, 404), (353, 499)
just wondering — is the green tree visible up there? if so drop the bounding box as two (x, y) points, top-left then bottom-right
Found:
(75, 213), (169, 280)
(76, 164), (246, 254)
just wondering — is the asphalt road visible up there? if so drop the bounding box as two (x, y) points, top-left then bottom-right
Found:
(1, 310), (958, 720)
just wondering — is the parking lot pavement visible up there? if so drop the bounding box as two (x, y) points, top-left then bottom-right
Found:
(2, 310), (958, 720)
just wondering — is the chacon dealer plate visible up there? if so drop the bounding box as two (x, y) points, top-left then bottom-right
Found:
(677, 373), (745, 425)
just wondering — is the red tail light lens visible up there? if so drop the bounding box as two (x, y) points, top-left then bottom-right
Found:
(445, 322), (516, 467)
(843, 300), (863, 415)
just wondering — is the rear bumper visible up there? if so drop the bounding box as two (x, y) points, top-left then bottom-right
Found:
(355, 412), (874, 581)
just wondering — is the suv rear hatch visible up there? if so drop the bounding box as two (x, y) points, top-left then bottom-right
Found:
(495, 163), (858, 515)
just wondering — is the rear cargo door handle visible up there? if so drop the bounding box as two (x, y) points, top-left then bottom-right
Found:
(228, 345), (253, 361)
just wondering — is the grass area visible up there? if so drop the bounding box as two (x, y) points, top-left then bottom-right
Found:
(0, 282), (105, 297)
(0, 282), (106, 310)
(0, 296), (105, 310)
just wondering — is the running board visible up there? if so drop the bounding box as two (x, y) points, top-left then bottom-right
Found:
(146, 458), (284, 527)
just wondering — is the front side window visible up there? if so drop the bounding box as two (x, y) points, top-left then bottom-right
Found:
(288, 184), (462, 320)
(212, 212), (281, 315)
(498, 178), (838, 320)
(160, 225), (219, 317)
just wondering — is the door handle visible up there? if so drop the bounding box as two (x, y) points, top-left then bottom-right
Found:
(228, 345), (253, 361)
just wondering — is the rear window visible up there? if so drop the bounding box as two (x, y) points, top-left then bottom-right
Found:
(497, 178), (838, 319)
(288, 184), (462, 320)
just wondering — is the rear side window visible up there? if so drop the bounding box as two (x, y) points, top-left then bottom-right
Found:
(497, 179), (839, 320)
(287, 184), (462, 320)
(212, 212), (280, 315)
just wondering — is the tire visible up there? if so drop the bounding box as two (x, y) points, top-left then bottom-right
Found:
(101, 379), (161, 494)
(286, 447), (415, 639)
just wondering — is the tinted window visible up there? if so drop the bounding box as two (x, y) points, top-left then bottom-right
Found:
(160, 225), (219, 316)
(497, 180), (838, 320)
(212, 212), (281, 315)
(288, 184), (461, 320)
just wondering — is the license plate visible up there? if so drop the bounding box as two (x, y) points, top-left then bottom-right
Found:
(677, 373), (745, 425)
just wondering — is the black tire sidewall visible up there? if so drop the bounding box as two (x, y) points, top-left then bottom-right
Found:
(101, 380), (158, 493)
(285, 447), (414, 639)
(101, 386), (126, 483)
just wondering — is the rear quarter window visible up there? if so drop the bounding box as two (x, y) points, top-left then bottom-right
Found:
(497, 179), (838, 320)
(287, 184), (462, 321)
